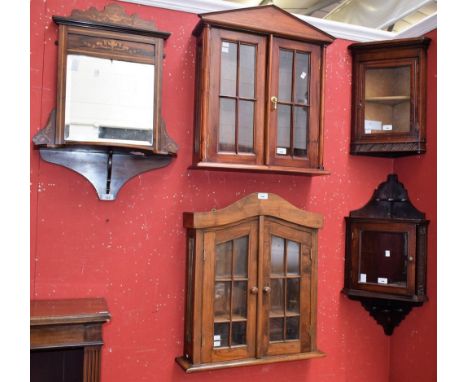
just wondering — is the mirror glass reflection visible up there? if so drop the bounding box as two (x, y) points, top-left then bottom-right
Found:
(65, 55), (155, 146)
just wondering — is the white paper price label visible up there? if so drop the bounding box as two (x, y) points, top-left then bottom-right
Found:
(258, 193), (269, 200)
(377, 277), (388, 284)
(359, 273), (367, 283)
(276, 147), (287, 155)
(385, 250), (391, 257)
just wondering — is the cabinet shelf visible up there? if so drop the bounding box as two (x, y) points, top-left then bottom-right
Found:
(214, 314), (247, 323)
(365, 96), (410, 105)
(269, 309), (300, 318)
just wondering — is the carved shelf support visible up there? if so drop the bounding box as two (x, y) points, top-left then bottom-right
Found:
(33, 110), (174, 201)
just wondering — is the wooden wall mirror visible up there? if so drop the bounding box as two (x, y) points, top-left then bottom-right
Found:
(33, 4), (178, 200)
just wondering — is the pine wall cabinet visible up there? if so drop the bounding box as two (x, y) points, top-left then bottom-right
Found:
(176, 193), (324, 372)
(191, 5), (334, 175)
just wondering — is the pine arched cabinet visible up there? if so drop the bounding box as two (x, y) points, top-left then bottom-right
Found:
(176, 193), (324, 372)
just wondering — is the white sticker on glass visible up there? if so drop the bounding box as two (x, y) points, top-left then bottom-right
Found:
(385, 250), (391, 257)
(300, 71), (307, 79)
(276, 147), (287, 155)
(383, 124), (393, 131)
(359, 273), (367, 283)
(258, 193), (269, 200)
(377, 277), (388, 284)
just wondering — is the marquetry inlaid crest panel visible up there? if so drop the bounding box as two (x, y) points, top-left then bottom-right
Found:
(69, 3), (157, 31)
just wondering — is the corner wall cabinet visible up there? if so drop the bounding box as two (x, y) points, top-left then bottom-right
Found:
(176, 193), (324, 372)
(32, 4), (178, 200)
(342, 175), (428, 335)
(30, 298), (111, 382)
(349, 37), (430, 157)
(191, 5), (334, 175)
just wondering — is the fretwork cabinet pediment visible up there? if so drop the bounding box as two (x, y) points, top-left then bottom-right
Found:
(176, 193), (324, 372)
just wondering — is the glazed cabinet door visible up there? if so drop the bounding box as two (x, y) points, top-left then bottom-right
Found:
(201, 220), (258, 363)
(205, 28), (267, 165)
(356, 59), (416, 141)
(261, 218), (314, 356)
(349, 222), (417, 296)
(268, 38), (322, 169)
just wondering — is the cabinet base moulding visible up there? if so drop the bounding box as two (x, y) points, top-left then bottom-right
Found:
(175, 351), (326, 373)
(190, 162), (330, 176)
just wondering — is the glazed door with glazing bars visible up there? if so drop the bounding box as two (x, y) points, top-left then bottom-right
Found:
(261, 218), (314, 356)
(201, 220), (258, 363)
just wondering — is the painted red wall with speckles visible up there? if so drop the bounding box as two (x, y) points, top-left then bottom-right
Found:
(30, 1), (436, 381)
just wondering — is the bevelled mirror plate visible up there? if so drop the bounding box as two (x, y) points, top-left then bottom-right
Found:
(65, 55), (155, 147)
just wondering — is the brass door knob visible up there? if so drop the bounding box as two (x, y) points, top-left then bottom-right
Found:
(263, 286), (271, 294)
(250, 286), (259, 294)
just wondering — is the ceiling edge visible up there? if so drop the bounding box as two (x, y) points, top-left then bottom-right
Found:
(395, 13), (437, 38)
(118, 0), (435, 42)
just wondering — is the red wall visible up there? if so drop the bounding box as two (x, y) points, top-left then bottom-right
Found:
(390, 29), (437, 382)
(30, 1), (436, 381)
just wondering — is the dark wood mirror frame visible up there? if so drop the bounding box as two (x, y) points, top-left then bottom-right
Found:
(342, 174), (429, 335)
(33, 4), (178, 201)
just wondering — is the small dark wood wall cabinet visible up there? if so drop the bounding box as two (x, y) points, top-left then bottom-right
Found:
(30, 298), (111, 382)
(349, 37), (430, 157)
(342, 175), (428, 335)
(176, 193), (324, 372)
(191, 5), (334, 175)
(32, 4), (178, 200)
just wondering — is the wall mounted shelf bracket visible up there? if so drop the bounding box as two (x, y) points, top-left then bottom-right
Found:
(33, 110), (174, 201)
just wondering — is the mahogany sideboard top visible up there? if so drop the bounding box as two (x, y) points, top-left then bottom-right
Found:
(30, 298), (111, 350)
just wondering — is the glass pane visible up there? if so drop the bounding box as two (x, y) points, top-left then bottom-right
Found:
(271, 236), (285, 275)
(65, 55), (154, 147)
(286, 316), (300, 340)
(214, 281), (231, 320)
(232, 321), (247, 346)
(232, 281), (247, 318)
(239, 44), (255, 99)
(278, 50), (293, 101)
(293, 106), (308, 157)
(233, 236), (248, 277)
(364, 66), (411, 134)
(219, 98), (236, 152)
(277, 105), (291, 155)
(238, 101), (254, 153)
(295, 52), (310, 104)
(359, 231), (407, 286)
(287, 240), (300, 275)
(270, 278), (284, 315)
(269, 318), (284, 341)
(216, 241), (232, 278)
(214, 322), (229, 347)
(286, 278), (300, 314)
(220, 41), (237, 97)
